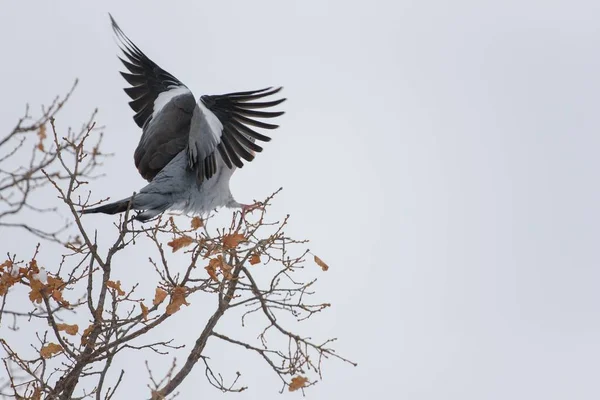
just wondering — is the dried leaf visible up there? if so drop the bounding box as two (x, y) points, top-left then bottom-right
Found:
(106, 280), (126, 296)
(0, 260), (12, 271)
(56, 323), (79, 335)
(166, 286), (190, 315)
(36, 125), (46, 152)
(314, 255), (329, 271)
(205, 256), (233, 281)
(47, 276), (69, 306)
(289, 376), (309, 392)
(31, 386), (42, 400)
(28, 277), (45, 304)
(81, 324), (94, 346)
(29, 259), (40, 274)
(191, 216), (203, 230)
(153, 288), (168, 305)
(40, 342), (63, 359)
(38, 124), (47, 140)
(205, 260), (219, 281)
(1, 268), (21, 296)
(140, 302), (149, 321)
(167, 236), (194, 252)
(222, 233), (245, 249)
(249, 253), (261, 265)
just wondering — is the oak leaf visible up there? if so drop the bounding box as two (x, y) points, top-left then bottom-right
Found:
(56, 323), (79, 335)
(205, 256), (233, 281)
(40, 343), (63, 359)
(153, 288), (168, 305)
(31, 386), (42, 400)
(0, 260), (12, 271)
(28, 277), (45, 304)
(249, 253), (261, 265)
(289, 376), (309, 392)
(166, 286), (190, 315)
(140, 302), (149, 321)
(314, 255), (329, 271)
(191, 216), (203, 230)
(48, 276), (69, 306)
(81, 324), (94, 346)
(106, 280), (126, 296)
(222, 233), (245, 249)
(167, 236), (194, 252)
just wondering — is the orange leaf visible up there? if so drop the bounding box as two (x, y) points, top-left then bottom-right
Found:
(249, 254), (261, 265)
(205, 256), (233, 281)
(106, 280), (126, 296)
(166, 286), (190, 315)
(205, 260), (219, 281)
(191, 216), (203, 230)
(47, 276), (69, 306)
(0, 260), (12, 271)
(40, 342), (63, 359)
(38, 124), (47, 140)
(31, 386), (42, 400)
(153, 288), (168, 305)
(29, 259), (40, 274)
(28, 278), (45, 304)
(222, 233), (245, 249)
(289, 376), (309, 392)
(140, 302), (149, 321)
(81, 324), (94, 346)
(167, 236), (194, 252)
(56, 323), (78, 335)
(314, 255), (329, 271)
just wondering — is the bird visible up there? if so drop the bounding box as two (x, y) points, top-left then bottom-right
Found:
(82, 15), (285, 222)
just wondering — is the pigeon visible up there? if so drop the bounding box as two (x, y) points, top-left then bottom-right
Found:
(83, 15), (285, 222)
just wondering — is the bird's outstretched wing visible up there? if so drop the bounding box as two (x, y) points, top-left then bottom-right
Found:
(110, 14), (195, 181)
(189, 87), (286, 181)
(110, 14), (286, 183)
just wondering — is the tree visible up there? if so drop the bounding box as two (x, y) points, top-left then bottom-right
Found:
(0, 85), (355, 399)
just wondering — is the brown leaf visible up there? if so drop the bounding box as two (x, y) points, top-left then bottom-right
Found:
(40, 342), (63, 359)
(222, 233), (245, 249)
(289, 376), (309, 392)
(140, 302), (149, 321)
(81, 324), (94, 346)
(167, 236), (194, 252)
(249, 253), (261, 265)
(314, 255), (329, 271)
(106, 280), (126, 296)
(31, 386), (42, 400)
(0, 260), (12, 271)
(38, 124), (47, 140)
(47, 276), (69, 306)
(166, 286), (190, 315)
(56, 323), (79, 335)
(28, 277), (45, 304)
(153, 288), (168, 305)
(205, 259), (219, 281)
(205, 256), (233, 281)
(191, 216), (203, 230)
(1, 268), (21, 296)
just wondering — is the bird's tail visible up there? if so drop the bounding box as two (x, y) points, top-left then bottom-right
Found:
(82, 198), (133, 216)
(81, 194), (171, 222)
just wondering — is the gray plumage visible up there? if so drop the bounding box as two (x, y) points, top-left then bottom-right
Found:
(83, 15), (285, 222)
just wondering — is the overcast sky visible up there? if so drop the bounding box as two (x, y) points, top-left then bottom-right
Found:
(2, 0), (600, 399)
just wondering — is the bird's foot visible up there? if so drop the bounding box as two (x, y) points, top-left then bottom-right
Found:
(240, 202), (263, 217)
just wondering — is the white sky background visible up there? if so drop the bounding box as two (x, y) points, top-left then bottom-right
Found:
(2, 0), (600, 399)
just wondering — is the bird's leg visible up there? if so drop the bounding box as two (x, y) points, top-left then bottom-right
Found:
(240, 202), (263, 217)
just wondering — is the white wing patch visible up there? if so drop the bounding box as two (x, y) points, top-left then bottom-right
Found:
(197, 101), (224, 140)
(153, 86), (192, 119)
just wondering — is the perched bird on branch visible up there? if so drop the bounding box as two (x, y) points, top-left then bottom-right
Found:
(83, 14), (285, 221)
